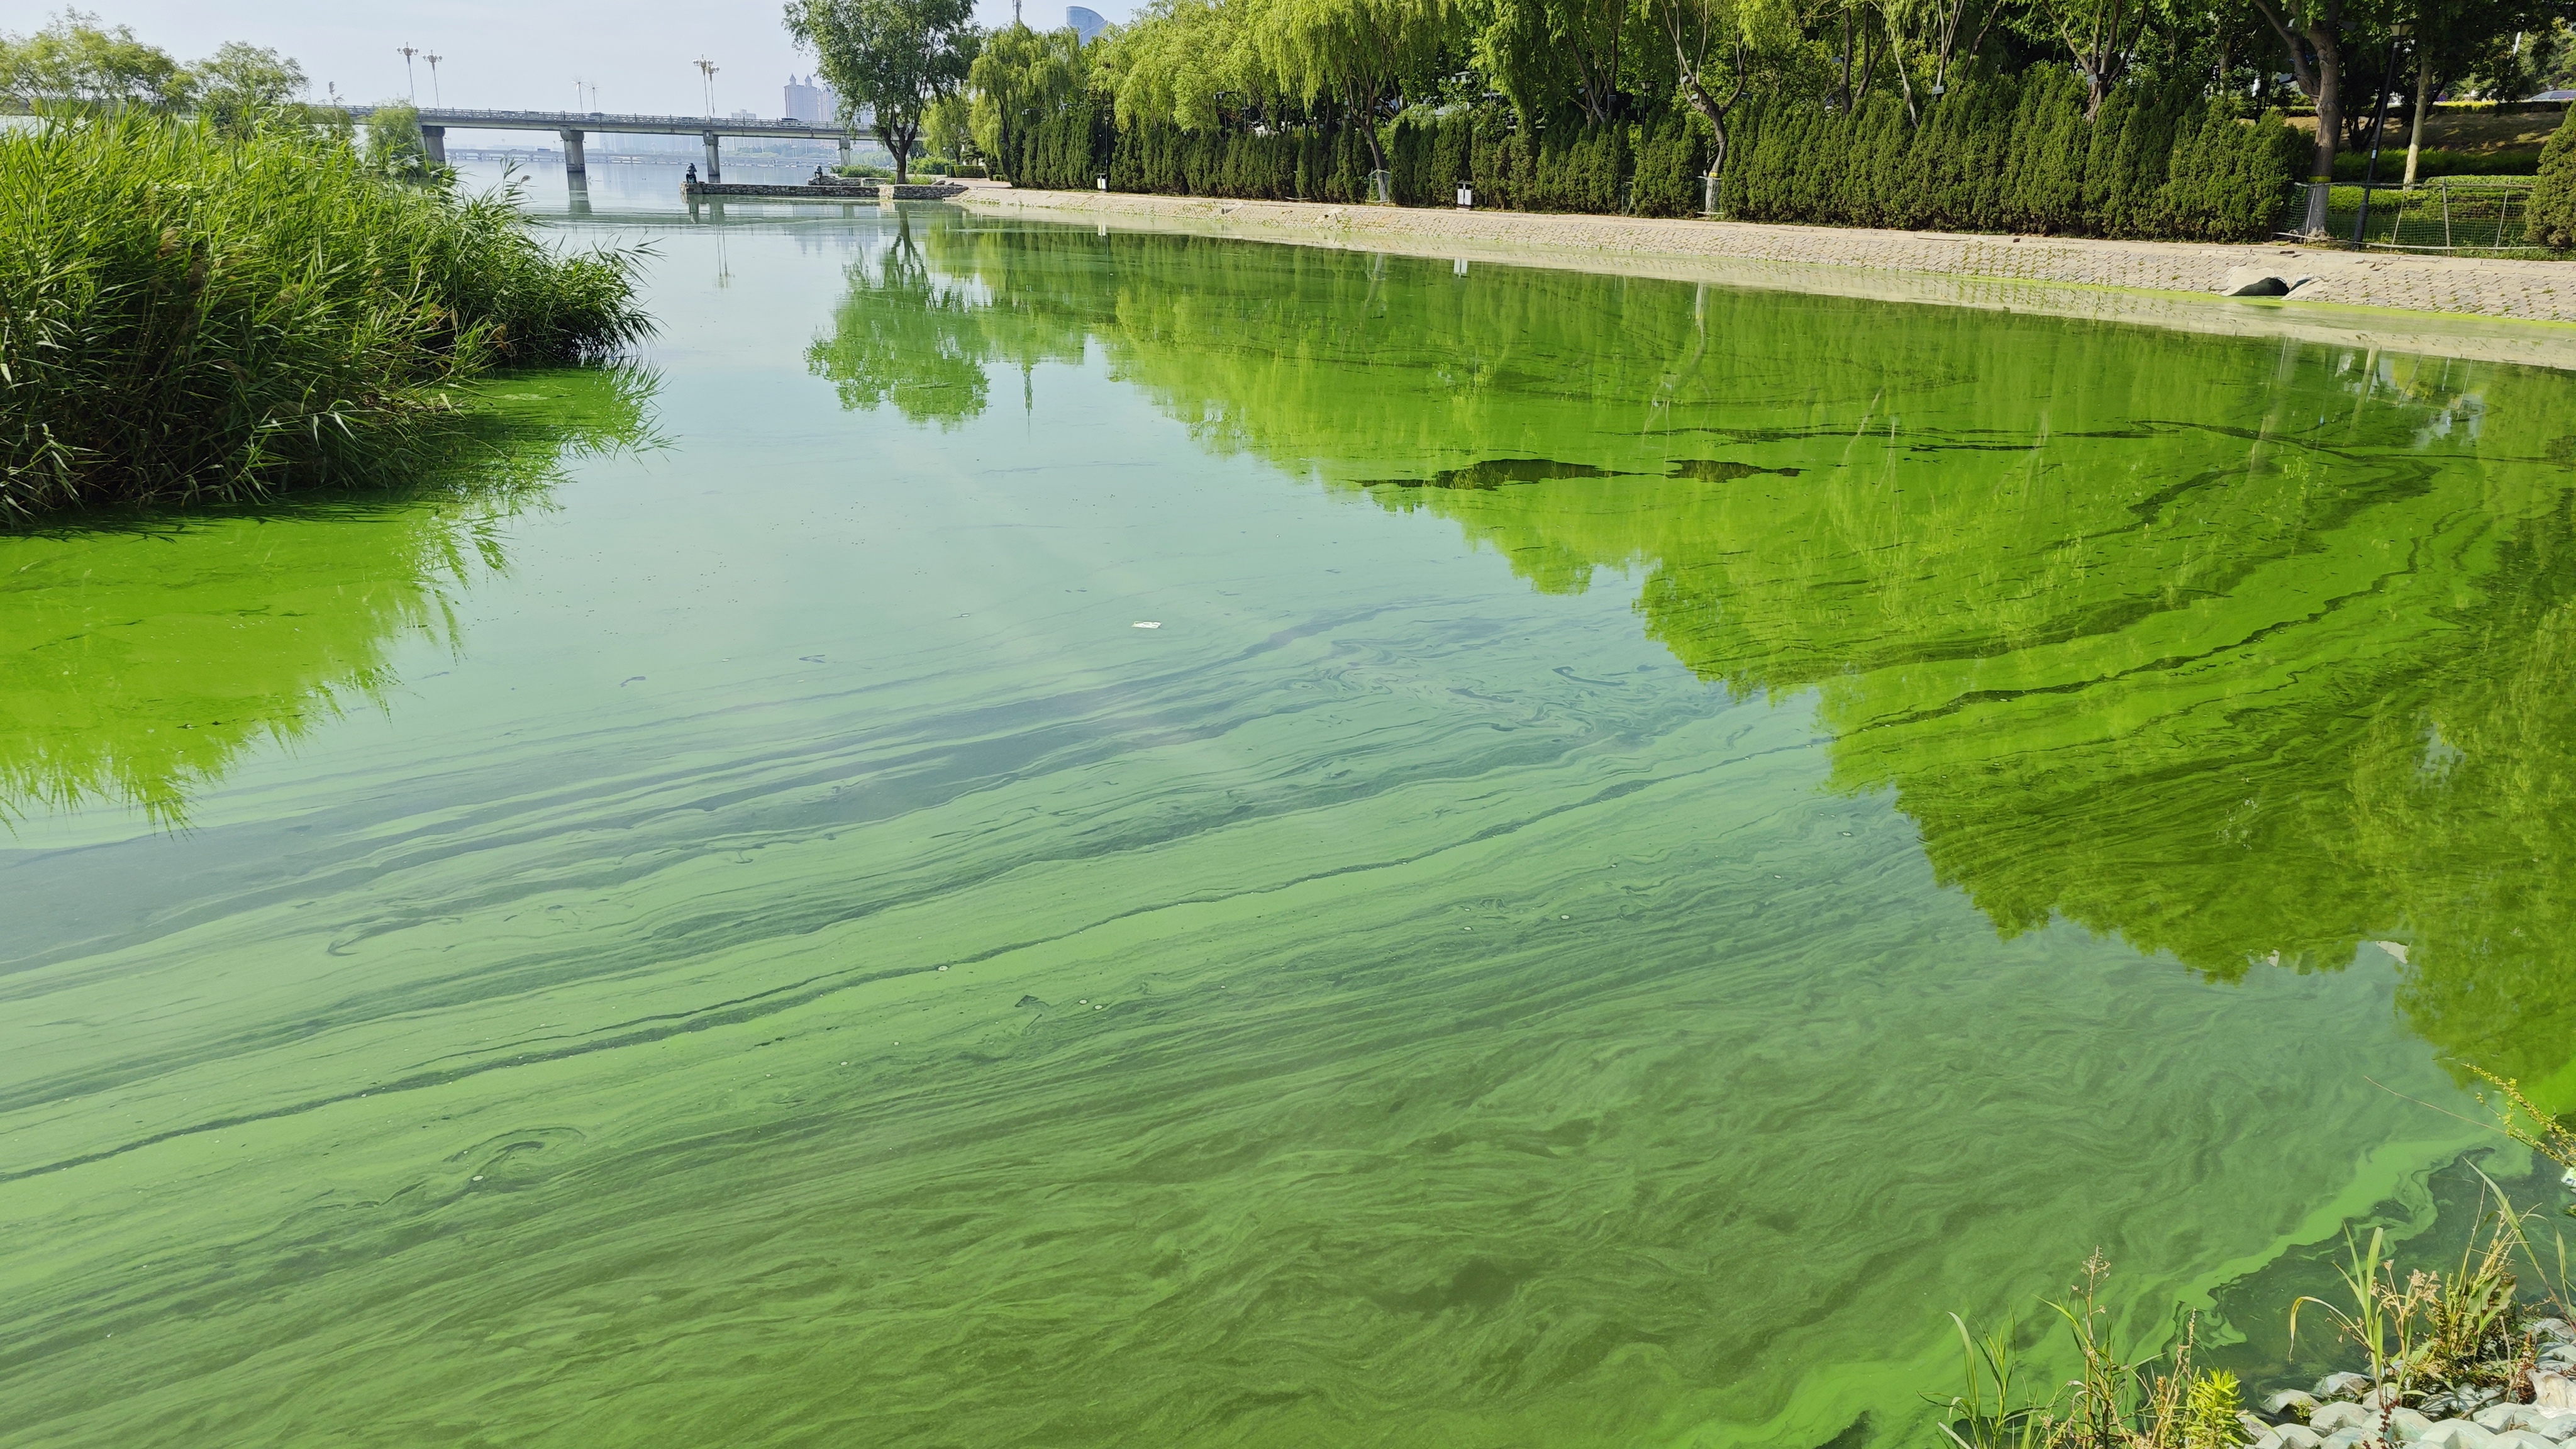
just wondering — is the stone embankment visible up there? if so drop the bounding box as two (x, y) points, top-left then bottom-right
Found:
(953, 186), (2576, 371)
(2243, 1320), (2576, 1449)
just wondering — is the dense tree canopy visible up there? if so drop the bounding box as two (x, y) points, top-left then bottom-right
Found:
(0, 12), (187, 107)
(786, 0), (982, 182)
(193, 42), (306, 131)
(931, 0), (2572, 226)
(0, 14), (317, 123)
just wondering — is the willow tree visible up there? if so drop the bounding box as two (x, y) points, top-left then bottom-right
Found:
(0, 14), (188, 106)
(1468, 0), (1636, 127)
(969, 24), (1090, 179)
(1101, 0), (1272, 131)
(194, 42), (305, 132)
(785, 0), (980, 182)
(1255, 0), (1448, 175)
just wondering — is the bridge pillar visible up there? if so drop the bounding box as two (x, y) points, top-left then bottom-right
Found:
(558, 128), (587, 178)
(838, 135), (851, 169)
(701, 131), (722, 183)
(421, 125), (447, 167)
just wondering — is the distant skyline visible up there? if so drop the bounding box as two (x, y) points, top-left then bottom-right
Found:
(55, 0), (1140, 116)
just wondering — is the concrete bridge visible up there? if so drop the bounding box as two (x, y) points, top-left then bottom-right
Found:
(342, 106), (877, 181)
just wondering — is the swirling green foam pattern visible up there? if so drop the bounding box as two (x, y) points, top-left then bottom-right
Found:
(4, 202), (2571, 1447)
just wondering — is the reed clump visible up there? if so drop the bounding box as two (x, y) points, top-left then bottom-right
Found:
(2284, 1197), (2540, 1419)
(0, 110), (651, 518)
(1941, 1250), (2245, 1449)
(1947, 1091), (2576, 1449)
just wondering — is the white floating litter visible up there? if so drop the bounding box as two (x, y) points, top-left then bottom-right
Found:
(1133, 621), (1161, 629)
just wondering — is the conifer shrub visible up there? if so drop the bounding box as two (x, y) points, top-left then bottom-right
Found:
(1723, 72), (2294, 241)
(1387, 110), (1700, 215)
(1106, 121), (1371, 200)
(1627, 115), (1709, 218)
(2528, 104), (2576, 250)
(0, 112), (649, 517)
(1001, 99), (1106, 190)
(2157, 105), (2304, 241)
(1026, 67), (2295, 242)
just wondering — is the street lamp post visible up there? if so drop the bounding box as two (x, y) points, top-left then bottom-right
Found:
(425, 53), (442, 107)
(397, 45), (419, 99)
(695, 58), (719, 117)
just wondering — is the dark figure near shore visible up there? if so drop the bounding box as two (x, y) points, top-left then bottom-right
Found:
(685, 162), (698, 184)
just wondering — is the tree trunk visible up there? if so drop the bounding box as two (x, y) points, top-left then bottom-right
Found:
(1591, 0), (1626, 125)
(2075, 52), (2107, 118)
(2050, 0), (2129, 119)
(1674, 38), (1745, 211)
(2251, 0), (2341, 186)
(1885, 4), (1919, 125)
(1684, 76), (1731, 178)
(1348, 88), (1389, 178)
(891, 118), (918, 182)
(2403, 52), (2431, 187)
(2312, 42), (2340, 185)
(1838, 3), (1854, 111)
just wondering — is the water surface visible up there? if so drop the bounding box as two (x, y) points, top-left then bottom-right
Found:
(5, 196), (2573, 1447)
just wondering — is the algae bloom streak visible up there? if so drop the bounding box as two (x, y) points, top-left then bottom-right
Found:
(2, 201), (2572, 1448)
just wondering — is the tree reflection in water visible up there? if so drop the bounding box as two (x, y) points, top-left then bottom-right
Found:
(0, 365), (659, 828)
(841, 207), (2576, 1095)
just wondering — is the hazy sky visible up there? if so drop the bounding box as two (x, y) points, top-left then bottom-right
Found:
(62, 0), (1135, 116)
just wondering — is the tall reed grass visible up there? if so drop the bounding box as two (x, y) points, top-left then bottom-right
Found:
(0, 111), (651, 518)
(1948, 1142), (2576, 1449)
(1941, 1252), (2243, 1449)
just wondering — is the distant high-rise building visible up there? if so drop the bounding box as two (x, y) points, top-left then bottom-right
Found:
(1067, 6), (1108, 42)
(782, 74), (838, 124)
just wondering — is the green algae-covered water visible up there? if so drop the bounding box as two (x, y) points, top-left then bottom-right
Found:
(7, 192), (2575, 1447)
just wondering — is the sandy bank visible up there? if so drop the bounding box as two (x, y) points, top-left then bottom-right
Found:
(953, 186), (2576, 372)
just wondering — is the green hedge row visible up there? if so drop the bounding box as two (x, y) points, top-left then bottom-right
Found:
(1386, 113), (1709, 217)
(1104, 123), (1378, 202)
(997, 67), (2297, 243)
(996, 99), (1108, 192)
(1723, 69), (2299, 241)
(1079, 111), (1709, 216)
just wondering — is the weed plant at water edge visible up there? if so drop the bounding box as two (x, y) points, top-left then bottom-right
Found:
(0, 111), (652, 518)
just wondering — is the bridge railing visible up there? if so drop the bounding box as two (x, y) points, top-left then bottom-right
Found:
(345, 105), (874, 133)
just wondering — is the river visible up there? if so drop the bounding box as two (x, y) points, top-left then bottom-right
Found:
(4, 173), (2571, 1446)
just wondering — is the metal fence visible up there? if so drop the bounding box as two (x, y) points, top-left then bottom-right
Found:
(2281, 179), (2545, 255)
